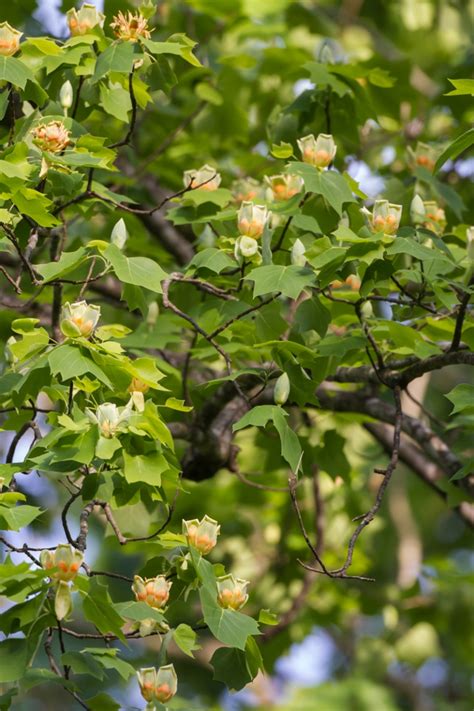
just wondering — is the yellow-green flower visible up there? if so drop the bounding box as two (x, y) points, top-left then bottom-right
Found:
(0, 22), (22, 57)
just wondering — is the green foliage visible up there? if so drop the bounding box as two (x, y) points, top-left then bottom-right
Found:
(0, 1), (472, 710)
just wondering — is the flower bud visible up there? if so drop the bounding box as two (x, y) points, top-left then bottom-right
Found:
(237, 201), (270, 239)
(0, 22), (22, 57)
(467, 226), (474, 262)
(216, 574), (249, 611)
(183, 164), (221, 191)
(318, 41), (335, 64)
(291, 238), (306, 267)
(237, 235), (259, 258)
(67, 3), (105, 36)
(410, 194), (425, 223)
(85, 399), (133, 438)
(146, 301), (159, 327)
(110, 11), (151, 42)
(274, 372), (290, 405)
(265, 174), (304, 202)
(183, 515), (220, 555)
(32, 120), (71, 154)
(60, 300), (100, 339)
(59, 80), (73, 111)
(297, 133), (337, 169)
(110, 218), (128, 249)
(132, 575), (171, 610)
(360, 300), (373, 319)
(40, 544), (83, 584)
(362, 199), (402, 235)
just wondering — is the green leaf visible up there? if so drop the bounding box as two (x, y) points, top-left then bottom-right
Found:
(12, 189), (60, 227)
(245, 264), (316, 299)
(92, 42), (136, 82)
(200, 586), (260, 650)
(0, 56), (34, 89)
(0, 504), (42, 531)
(99, 81), (132, 122)
(195, 82), (223, 105)
(211, 644), (259, 691)
(445, 78), (474, 96)
(0, 639), (30, 682)
(114, 601), (165, 624)
(172, 624), (200, 657)
(142, 37), (201, 66)
(258, 609), (279, 625)
(122, 450), (167, 486)
(233, 405), (302, 472)
(35, 248), (87, 282)
(445, 384), (474, 415)
(434, 128), (474, 174)
(104, 244), (167, 294)
(271, 141), (294, 159)
(49, 345), (112, 387)
(181, 187), (232, 207)
(314, 430), (351, 480)
(288, 163), (356, 215)
(188, 248), (235, 274)
(80, 579), (125, 641)
(80, 648), (135, 680)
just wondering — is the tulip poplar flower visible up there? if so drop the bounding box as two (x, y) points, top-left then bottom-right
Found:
(137, 665), (178, 704)
(183, 515), (220, 554)
(85, 398), (134, 438)
(67, 3), (105, 36)
(421, 200), (446, 234)
(237, 201), (270, 239)
(232, 177), (262, 203)
(297, 133), (337, 169)
(132, 575), (171, 610)
(60, 301), (101, 339)
(0, 22), (22, 56)
(361, 199), (402, 235)
(32, 120), (71, 154)
(183, 164), (221, 191)
(41, 545), (84, 621)
(216, 574), (250, 611)
(407, 141), (439, 172)
(110, 11), (151, 42)
(265, 174), (304, 201)
(40, 544), (84, 583)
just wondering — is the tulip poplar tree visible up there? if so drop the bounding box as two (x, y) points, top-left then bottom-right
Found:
(0, 1), (473, 710)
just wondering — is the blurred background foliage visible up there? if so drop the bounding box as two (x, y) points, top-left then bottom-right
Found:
(0, 0), (473, 709)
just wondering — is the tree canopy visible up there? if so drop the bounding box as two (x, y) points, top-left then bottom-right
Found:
(0, 1), (473, 709)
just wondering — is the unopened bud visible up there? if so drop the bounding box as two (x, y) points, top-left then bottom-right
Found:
(291, 238), (306, 267)
(59, 80), (73, 112)
(410, 193), (425, 223)
(111, 218), (128, 249)
(146, 301), (159, 327)
(467, 226), (474, 262)
(274, 372), (290, 406)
